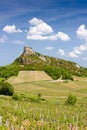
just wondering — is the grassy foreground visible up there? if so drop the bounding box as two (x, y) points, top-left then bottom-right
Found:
(0, 77), (87, 129)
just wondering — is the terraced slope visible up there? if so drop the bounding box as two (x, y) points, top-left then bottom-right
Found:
(14, 71), (52, 83)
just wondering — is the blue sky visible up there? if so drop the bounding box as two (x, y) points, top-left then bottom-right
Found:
(0, 0), (87, 67)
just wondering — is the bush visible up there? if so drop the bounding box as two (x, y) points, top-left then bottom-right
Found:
(65, 94), (77, 106)
(12, 93), (19, 100)
(0, 82), (14, 96)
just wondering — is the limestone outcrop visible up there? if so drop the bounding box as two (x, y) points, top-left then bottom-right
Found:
(23, 46), (35, 55)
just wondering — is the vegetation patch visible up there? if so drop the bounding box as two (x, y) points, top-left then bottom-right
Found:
(12, 93), (46, 103)
(0, 82), (14, 96)
(12, 93), (20, 101)
(65, 94), (77, 106)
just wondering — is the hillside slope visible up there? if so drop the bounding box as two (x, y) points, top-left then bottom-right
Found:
(0, 46), (87, 80)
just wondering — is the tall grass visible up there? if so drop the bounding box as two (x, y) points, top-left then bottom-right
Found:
(1, 77), (87, 129)
(0, 95), (87, 129)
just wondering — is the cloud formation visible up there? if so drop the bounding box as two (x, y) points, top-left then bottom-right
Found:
(76, 24), (87, 42)
(57, 49), (65, 56)
(57, 32), (70, 41)
(69, 24), (87, 58)
(27, 18), (70, 41)
(3, 25), (22, 33)
(69, 44), (87, 58)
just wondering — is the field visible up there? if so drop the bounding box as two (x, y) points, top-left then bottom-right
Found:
(0, 76), (87, 129)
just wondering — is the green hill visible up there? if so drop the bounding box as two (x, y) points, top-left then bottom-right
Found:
(0, 46), (87, 80)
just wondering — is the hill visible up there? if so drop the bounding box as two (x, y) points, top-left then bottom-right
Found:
(0, 46), (87, 80)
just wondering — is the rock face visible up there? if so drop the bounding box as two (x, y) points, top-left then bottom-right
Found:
(23, 46), (35, 55)
(17, 46), (36, 65)
(19, 57), (34, 64)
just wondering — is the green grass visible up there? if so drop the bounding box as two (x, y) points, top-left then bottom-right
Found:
(13, 79), (87, 99)
(0, 77), (87, 129)
(0, 95), (87, 129)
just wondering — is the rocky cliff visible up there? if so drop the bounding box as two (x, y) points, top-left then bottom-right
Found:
(23, 46), (35, 55)
(16, 46), (46, 65)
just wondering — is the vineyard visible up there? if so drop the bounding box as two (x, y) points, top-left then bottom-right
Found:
(0, 77), (87, 130)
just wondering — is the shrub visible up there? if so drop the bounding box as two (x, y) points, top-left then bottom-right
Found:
(65, 94), (77, 106)
(12, 93), (19, 100)
(0, 82), (14, 96)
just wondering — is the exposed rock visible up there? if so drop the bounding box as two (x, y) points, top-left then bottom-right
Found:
(23, 46), (35, 55)
(39, 55), (46, 62)
(17, 46), (36, 64)
(19, 57), (35, 65)
(76, 64), (80, 69)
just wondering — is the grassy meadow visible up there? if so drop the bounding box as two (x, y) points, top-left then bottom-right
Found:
(0, 76), (87, 129)
(13, 78), (87, 98)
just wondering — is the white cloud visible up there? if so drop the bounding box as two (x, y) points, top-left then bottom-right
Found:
(0, 35), (8, 43)
(29, 18), (53, 35)
(29, 18), (43, 25)
(27, 18), (70, 41)
(57, 49), (65, 56)
(45, 47), (53, 51)
(69, 44), (87, 58)
(27, 35), (49, 40)
(76, 24), (87, 42)
(69, 52), (78, 58)
(74, 47), (82, 54)
(48, 32), (70, 41)
(13, 40), (24, 44)
(56, 32), (70, 41)
(69, 24), (87, 58)
(3, 25), (22, 33)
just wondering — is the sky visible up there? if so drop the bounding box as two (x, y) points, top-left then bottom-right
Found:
(0, 0), (87, 67)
